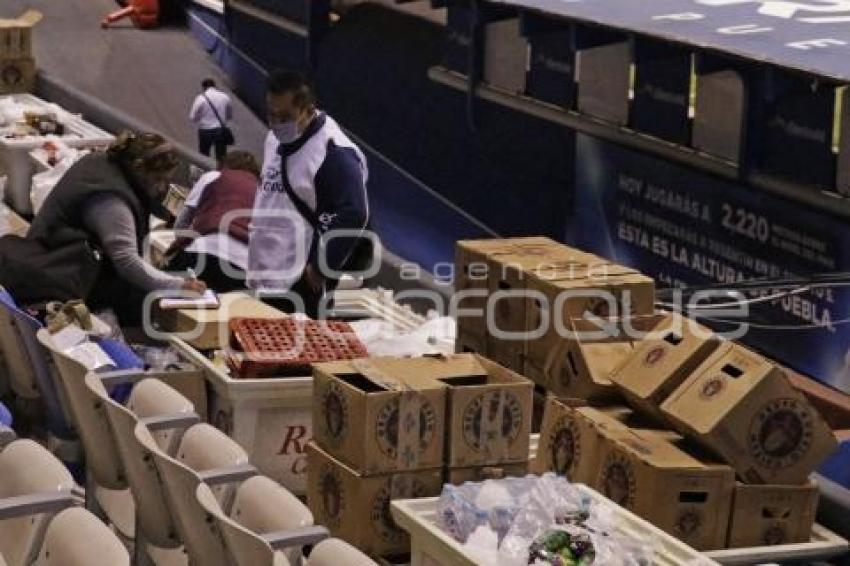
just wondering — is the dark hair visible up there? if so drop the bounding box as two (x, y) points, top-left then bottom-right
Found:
(222, 150), (260, 178)
(266, 69), (315, 108)
(108, 131), (180, 174)
(202, 78), (215, 90)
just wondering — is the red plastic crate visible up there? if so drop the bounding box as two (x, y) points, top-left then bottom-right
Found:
(228, 317), (368, 379)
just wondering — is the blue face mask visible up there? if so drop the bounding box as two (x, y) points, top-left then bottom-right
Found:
(271, 120), (300, 144)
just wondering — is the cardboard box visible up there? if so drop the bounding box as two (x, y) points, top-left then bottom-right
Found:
(445, 461), (529, 485)
(594, 429), (735, 550)
(435, 354), (533, 468)
(661, 343), (838, 484)
(536, 398), (632, 483)
(526, 315), (661, 402)
(157, 291), (287, 350)
(0, 11), (42, 59)
(524, 267), (655, 392)
(487, 257), (604, 373)
(306, 442), (442, 557)
(454, 237), (596, 357)
(454, 237), (554, 347)
(611, 313), (720, 423)
(312, 357), (448, 476)
(727, 481), (819, 548)
(0, 57), (36, 94)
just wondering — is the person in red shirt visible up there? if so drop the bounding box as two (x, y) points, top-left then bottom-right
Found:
(165, 150), (259, 292)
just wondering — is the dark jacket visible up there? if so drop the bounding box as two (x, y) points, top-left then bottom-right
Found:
(28, 152), (150, 252)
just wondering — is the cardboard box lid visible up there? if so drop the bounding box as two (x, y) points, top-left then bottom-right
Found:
(314, 357), (452, 394)
(0, 10), (42, 28)
(176, 291), (287, 323)
(457, 236), (559, 256)
(610, 429), (709, 470)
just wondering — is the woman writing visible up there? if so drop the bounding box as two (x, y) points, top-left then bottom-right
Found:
(26, 131), (206, 324)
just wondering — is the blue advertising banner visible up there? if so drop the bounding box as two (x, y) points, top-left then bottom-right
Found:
(572, 133), (850, 394)
(491, 0), (850, 82)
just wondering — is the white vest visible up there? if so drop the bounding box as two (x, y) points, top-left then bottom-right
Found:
(248, 114), (368, 291)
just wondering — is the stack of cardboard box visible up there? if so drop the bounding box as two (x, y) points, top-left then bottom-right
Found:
(454, 237), (655, 398)
(307, 354), (533, 557)
(0, 11), (41, 95)
(538, 312), (837, 550)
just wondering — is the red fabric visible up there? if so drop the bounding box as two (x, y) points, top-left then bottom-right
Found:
(190, 169), (258, 244)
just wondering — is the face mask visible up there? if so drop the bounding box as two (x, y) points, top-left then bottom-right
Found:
(271, 120), (300, 144)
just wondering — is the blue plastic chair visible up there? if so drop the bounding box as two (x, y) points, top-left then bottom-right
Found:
(0, 291), (74, 441)
(0, 400), (11, 427)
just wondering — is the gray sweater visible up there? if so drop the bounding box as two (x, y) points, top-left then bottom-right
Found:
(82, 194), (183, 291)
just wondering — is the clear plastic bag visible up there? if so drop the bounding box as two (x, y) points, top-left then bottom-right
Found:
(437, 474), (657, 566)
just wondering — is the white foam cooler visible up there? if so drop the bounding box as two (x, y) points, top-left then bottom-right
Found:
(170, 336), (314, 495)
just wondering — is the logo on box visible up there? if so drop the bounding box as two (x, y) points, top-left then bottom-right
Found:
(322, 383), (349, 443)
(600, 453), (637, 508)
(700, 375), (727, 399)
(318, 466), (344, 528)
(375, 399), (437, 461)
(370, 479), (430, 543)
(549, 417), (582, 475)
(675, 508), (704, 539)
(748, 398), (813, 469)
(643, 345), (667, 367)
(461, 392), (524, 451)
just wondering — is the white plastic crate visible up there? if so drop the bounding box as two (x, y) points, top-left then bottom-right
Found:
(170, 336), (313, 496)
(0, 93), (113, 215)
(704, 524), (848, 565)
(391, 485), (718, 566)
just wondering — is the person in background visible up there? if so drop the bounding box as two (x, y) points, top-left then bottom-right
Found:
(165, 150), (260, 293)
(27, 131), (206, 325)
(248, 70), (371, 318)
(189, 78), (234, 164)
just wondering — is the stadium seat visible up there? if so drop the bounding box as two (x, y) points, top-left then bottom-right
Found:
(308, 538), (379, 566)
(0, 293), (75, 455)
(0, 439), (76, 566)
(35, 507), (130, 566)
(85, 372), (200, 565)
(135, 421), (256, 566)
(195, 476), (327, 566)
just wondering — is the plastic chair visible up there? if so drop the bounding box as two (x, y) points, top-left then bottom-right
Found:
(308, 538), (378, 566)
(135, 421), (257, 566)
(0, 294), (74, 444)
(195, 477), (328, 566)
(0, 440), (76, 566)
(85, 372), (199, 565)
(0, 289), (40, 401)
(34, 507), (130, 566)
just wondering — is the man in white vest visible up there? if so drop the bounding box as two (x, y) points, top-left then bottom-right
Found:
(248, 70), (370, 316)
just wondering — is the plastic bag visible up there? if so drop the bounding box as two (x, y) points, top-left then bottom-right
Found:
(350, 315), (455, 357)
(437, 474), (656, 566)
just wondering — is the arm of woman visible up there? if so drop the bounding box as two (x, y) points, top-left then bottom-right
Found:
(82, 194), (185, 292)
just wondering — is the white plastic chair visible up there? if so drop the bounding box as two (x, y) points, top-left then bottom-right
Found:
(135, 421), (257, 566)
(0, 440), (76, 566)
(34, 507), (130, 566)
(308, 538), (378, 566)
(195, 477), (328, 566)
(85, 372), (200, 565)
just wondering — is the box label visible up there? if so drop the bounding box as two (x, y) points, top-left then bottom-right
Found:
(747, 397), (815, 471)
(462, 390), (524, 458)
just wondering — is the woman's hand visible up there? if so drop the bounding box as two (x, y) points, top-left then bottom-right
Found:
(181, 278), (207, 294)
